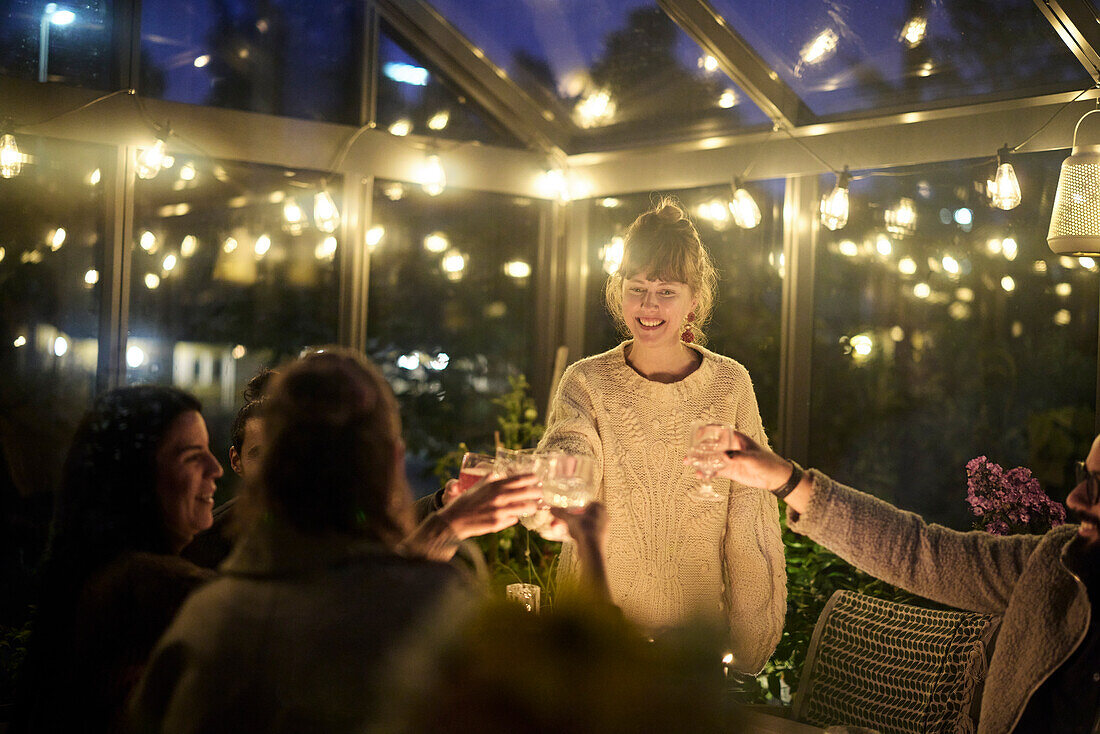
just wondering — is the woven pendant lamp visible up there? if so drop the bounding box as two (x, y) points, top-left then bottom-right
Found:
(1048, 109), (1100, 255)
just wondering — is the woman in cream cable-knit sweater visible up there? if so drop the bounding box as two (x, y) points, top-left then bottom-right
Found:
(539, 199), (785, 673)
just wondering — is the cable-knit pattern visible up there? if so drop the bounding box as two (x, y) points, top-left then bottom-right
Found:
(540, 342), (786, 673)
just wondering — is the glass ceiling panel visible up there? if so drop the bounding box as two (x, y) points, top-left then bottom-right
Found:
(708, 0), (1090, 118)
(423, 0), (770, 144)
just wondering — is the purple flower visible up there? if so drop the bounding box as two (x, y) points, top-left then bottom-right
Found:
(965, 456), (1068, 535)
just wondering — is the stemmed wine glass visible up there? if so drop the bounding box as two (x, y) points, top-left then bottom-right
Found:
(687, 421), (732, 501)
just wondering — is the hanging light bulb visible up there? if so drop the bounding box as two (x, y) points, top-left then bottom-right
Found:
(420, 153), (446, 196)
(283, 198), (307, 235)
(0, 134), (23, 178)
(313, 190), (340, 233)
(729, 181), (762, 229)
(990, 145), (1021, 211)
(135, 136), (169, 180)
(1049, 109), (1100, 255)
(821, 167), (851, 231)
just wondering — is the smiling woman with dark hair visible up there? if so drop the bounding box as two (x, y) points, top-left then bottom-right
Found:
(12, 386), (221, 734)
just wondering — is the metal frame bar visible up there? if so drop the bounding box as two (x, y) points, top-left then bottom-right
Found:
(96, 145), (135, 393)
(778, 174), (817, 464)
(371, 0), (571, 155)
(1034, 0), (1100, 81)
(111, 0), (142, 91)
(658, 0), (816, 129)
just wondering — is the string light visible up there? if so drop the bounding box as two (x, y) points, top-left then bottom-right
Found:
(283, 199), (307, 235)
(135, 136), (169, 180)
(729, 181), (762, 229)
(366, 225), (385, 252)
(313, 190), (340, 233)
(420, 153), (446, 197)
(820, 168), (850, 231)
(989, 145), (1022, 210)
(0, 134), (23, 178)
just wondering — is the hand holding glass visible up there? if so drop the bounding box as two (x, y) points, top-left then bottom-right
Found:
(688, 422), (732, 501)
(538, 452), (596, 510)
(456, 452), (496, 494)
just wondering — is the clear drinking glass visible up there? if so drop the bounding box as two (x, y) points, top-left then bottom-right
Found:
(687, 421), (732, 501)
(494, 446), (539, 476)
(537, 452), (596, 510)
(456, 452), (496, 493)
(506, 582), (541, 613)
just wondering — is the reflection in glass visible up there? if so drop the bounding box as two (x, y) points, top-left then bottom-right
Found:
(423, 0), (769, 145)
(368, 180), (546, 493)
(0, 134), (108, 513)
(377, 22), (523, 147)
(586, 182), (784, 435)
(0, 0), (112, 88)
(708, 0), (1089, 117)
(810, 150), (1097, 528)
(129, 156), (340, 490)
(140, 0), (363, 123)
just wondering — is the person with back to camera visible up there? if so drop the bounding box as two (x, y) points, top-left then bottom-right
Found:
(12, 386), (222, 734)
(709, 429), (1100, 733)
(538, 198), (785, 674)
(129, 348), (612, 733)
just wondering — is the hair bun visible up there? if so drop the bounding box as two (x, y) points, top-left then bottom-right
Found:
(654, 201), (686, 223)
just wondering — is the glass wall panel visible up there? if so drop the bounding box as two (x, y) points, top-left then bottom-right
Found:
(0, 134), (110, 616)
(584, 182), (785, 436)
(368, 180), (546, 494)
(424, 0), (770, 148)
(810, 150), (1097, 528)
(376, 22), (523, 147)
(0, 0), (112, 88)
(129, 156), (340, 495)
(709, 0), (1088, 117)
(140, 0), (363, 124)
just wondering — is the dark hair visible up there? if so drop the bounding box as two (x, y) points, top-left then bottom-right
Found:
(49, 385), (203, 565)
(252, 348), (412, 543)
(231, 398), (265, 453)
(605, 197), (718, 345)
(242, 368), (278, 403)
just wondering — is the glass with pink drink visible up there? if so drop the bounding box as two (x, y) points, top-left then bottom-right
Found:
(456, 452), (495, 493)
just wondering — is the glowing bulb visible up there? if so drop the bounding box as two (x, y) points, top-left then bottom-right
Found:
(1054, 309), (1071, 325)
(953, 208), (972, 226)
(820, 171), (850, 231)
(575, 89), (615, 128)
(998, 237), (1017, 261)
(504, 260), (531, 278)
(718, 89), (737, 108)
(139, 230), (157, 252)
(729, 187), (762, 229)
(1001, 276), (1015, 292)
(283, 199), (306, 234)
(875, 234), (892, 256)
(850, 333), (873, 358)
(0, 246), (5, 263)
(601, 237), (624, 274)
(914, 282), (931, 298)
(222, 237), (238, 254)
(231, 344), (247, 359)
(1082, 256), (1097, 270)
(838, 240), (859, 257)
(253, 234), (271, 257)
(441, 250), (467, 279)
(424, 232), (449, 253)
(126, 345), (145, 368)
(986, 238), (1002, 254)
(53, 336), (68, 357)
(800, 28), (838, 65)
(956, 287), (975, 302)
(193, 54), (210, 68)
(135, 138), (168, 180)
(49, 228), (66, 250)
(314, 236), (337, 261)
(13, 335), (26, 348)
(88, 168), (101, 185)
(898, 256), (917, 274)
(179, 162), (196, 181)
(702, 55), (719, 72)
(885, 197), (916, 234)
(144, 273), (161, 289)
(366, 225), (385, 251)
(0, 134), (23, 178)
(420, 154), (446, 196)
(1055, 282), (1072, 297)
(427, 111), (450, 130)
(161, 254), (177, 272)
(991, 147), (1021, 210)
(180, 235), (198, 257)
(942, 255), (959, 274)
(313, 191), (340, 233)
(428, 352), (450, 370)
(900, 17), (926, 47)
(388, 119), (411, 136)
(84, 269), (99, 285)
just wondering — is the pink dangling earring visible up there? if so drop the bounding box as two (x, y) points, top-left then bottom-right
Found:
(681, 311), (695, 343)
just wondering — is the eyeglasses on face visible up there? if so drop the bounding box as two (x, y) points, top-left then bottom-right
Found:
(1073, 461), (1100, 505)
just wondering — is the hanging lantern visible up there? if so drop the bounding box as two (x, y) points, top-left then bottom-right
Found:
(821, 167), (851, 231)
(1049, 110), (1100, 255)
